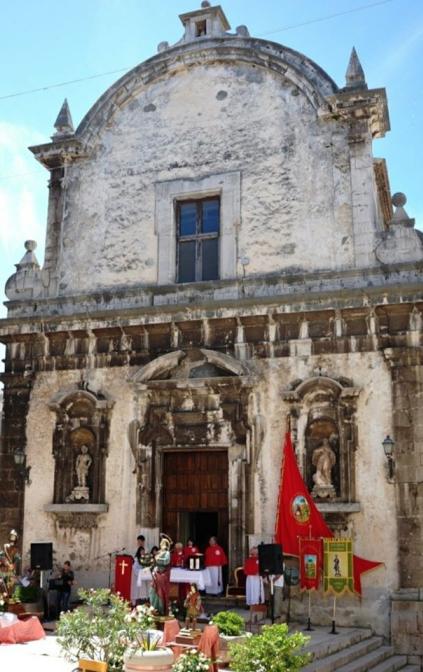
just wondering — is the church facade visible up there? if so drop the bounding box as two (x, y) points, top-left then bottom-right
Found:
(1, 1), (423, 654)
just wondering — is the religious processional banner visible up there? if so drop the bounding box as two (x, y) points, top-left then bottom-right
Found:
(323, 538), (354, 596)
(275, 432), (384, 595)
(299, 537), (322, 591)
(114, 554), (133, 602)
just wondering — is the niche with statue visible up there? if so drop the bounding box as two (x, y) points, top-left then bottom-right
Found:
(283, 375), (361, 503)
(49, 386), (114, 504)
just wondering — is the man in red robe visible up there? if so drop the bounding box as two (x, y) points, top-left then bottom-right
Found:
(205, 536), (227, 595)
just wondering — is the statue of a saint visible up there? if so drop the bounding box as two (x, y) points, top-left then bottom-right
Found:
(75, 445), (92, 488)
(312, 438), (337, 497)
(149, 536), (171, 616)
(0, 530), (21, 596)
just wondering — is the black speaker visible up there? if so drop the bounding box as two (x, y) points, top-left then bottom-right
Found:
(30, 543), (53, 570)
(258, 543), (283, 575)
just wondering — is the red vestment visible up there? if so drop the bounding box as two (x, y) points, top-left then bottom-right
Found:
(243, 557), (259, 576)
(171, 550), (185, 567)
(205, 544), (227, 567)
(183, 545), (199, 562)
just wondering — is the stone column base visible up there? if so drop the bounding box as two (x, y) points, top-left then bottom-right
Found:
(391, 590), (423, 669)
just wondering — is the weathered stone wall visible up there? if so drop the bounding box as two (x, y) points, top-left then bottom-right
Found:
(20, 347), (397, 634)
(56, 62), (355, 295)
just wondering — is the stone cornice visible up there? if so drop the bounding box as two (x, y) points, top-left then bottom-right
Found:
(2, 261), (423, 329)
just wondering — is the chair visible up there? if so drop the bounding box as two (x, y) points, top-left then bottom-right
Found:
(248, 603), (267, 632)
(225, 566), (246, 600)
(78, 660), (108, 672)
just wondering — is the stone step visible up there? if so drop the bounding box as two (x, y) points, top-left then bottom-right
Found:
(369, 655), (408, 672)
(304, 629), (374, 662)
(400, 666), (421, 672)
(335, 646), (394, 672)
(303, 637), (383, 672)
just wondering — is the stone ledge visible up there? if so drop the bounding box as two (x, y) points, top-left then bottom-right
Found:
(44, 503), (108, 513)
(316, 502), (361, 513)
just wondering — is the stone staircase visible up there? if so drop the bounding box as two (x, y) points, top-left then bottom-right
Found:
(302, 628), (419, 672)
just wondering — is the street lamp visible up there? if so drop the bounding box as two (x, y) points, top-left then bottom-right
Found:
(13, 447), (31, 485)
(382, 435), (395, 481)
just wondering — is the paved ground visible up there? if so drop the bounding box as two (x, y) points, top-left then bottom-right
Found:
(0, 617), (369, 671)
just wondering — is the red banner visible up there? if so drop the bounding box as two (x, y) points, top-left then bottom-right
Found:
(275, 432), (383, 595)
(299, 537), (322, 591)
(114, 554), (133, 602)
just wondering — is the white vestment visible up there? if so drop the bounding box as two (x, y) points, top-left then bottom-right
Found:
(246, 575), (265, 605)
(131, 560), (149, 603)
(205, 566), (223, 595)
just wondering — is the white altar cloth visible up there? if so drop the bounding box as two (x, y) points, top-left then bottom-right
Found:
(138, 567), (211, 590)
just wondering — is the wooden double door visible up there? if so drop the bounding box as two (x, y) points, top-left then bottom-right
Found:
(162, 450), (228, 554)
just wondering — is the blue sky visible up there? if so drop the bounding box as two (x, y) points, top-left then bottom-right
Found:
(0, 0), (422, 319)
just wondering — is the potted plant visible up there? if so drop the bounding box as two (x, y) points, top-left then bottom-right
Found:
(172, 650), (211, 672)
(211, 611), (250, 650)
(57, 589), (173, 672)
(57, 588), (138, 671)
(229, 623), (310, 672)
(123, 604), (174, 671)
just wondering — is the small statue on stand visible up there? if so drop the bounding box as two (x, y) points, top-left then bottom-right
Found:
(184, 583), (202, 631)
(0, 530), (21, 598)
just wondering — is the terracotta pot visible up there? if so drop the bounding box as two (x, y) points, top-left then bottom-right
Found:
(124, 646), (174, 671)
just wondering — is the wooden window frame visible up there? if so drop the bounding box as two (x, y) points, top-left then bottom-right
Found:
(176, 196), (220, 283)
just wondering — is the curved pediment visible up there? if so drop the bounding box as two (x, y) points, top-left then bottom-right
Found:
(131, 348), (248, 384)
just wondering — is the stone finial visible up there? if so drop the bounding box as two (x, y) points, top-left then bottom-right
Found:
(16, 240), (40, 271)
(390, 192), (415, 228)
(236, 25), (250, 37)
(53, 98), (74, 139)
(157, 41), (169, 53)
(201, 1), (211, 6)
(345, 47), (367, 89)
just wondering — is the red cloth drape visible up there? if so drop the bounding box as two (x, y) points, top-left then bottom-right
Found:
(114, 554), (133, 602)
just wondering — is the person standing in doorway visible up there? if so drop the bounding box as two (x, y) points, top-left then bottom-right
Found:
(57, 561), (74, 614)
(204, 536), (227, 595)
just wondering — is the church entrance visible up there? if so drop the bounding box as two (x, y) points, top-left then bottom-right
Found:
(162, 450), (228, 554)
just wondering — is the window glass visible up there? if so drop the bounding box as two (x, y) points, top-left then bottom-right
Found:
(178, 241), (196, 283)
(179, 203), (197, 236)
(202, 200), (220, 233)
(202, 238), (219, 281)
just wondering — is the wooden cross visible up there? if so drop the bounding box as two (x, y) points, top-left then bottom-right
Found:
(119, 559), (128, 576)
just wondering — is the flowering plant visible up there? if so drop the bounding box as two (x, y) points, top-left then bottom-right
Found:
(172, 649), (211, 672)
(125, 604), (156, 631)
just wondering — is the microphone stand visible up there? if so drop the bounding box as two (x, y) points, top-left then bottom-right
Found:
(93, 547), (127, 589)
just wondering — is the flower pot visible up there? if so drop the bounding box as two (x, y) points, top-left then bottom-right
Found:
(124, 646), (174, 671)
(219, 632), (251, 650)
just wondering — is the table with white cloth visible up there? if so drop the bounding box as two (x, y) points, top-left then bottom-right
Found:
(137, 567), (212, 590)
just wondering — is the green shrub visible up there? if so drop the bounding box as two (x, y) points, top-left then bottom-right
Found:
(229, 623), (310, 672)
(13, 585), (41, 603)
(56, 588), (142, 671)
(211, 611), (245, 636)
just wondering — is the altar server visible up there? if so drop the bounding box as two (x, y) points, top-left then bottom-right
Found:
(204, 536), (227, 595)
(243, 546), (265, 605)
(131, 534), (149, 604)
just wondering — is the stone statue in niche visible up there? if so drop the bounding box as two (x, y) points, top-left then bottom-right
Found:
(312, 437), (337, 499)
(67, 445), (92, 502)
(76, 445), (92, 487)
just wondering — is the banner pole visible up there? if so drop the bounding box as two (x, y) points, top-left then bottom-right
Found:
(330, 596), (338, 635)
(304, 589), (314, 631)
